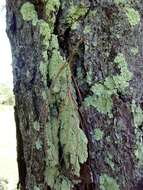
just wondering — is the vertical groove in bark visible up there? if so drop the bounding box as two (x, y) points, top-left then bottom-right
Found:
(15, 105), (27, 189)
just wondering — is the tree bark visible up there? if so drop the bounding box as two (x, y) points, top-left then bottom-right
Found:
(6, 0), (143, 190)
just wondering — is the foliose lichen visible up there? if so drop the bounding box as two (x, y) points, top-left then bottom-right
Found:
(114, 0), (126, 4)
(84, 53), (133, 116)
(53, 176), (71, 190)
(125, 7), (140, 26)
(131, 47), (139, 56)
(132, 100), (143, 164)
(60, 96), (88, 176)
(45, 0), (60, 17)
(20, 2), (38, 25)
(132, 100), (143, 128)
(20, 2), (88, 189)
(35, 139), (43, 150)
(100, 174), (120, 190)
(34, 186), (40, 190)
(94, 128), (104, 141)
(105, 153), (115, 170)
(66, 4), (88, 26)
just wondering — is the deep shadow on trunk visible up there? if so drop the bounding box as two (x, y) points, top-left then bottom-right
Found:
(6, 0), (143, 190)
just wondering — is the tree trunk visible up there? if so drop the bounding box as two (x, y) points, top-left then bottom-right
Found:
(6, 0), (143, 190)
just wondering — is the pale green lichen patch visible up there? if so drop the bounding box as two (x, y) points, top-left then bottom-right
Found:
(50, 34), (59, 50)
(20, 2), (38, 25)
(125, 7), (140, 26)
(132, 100), (143, 127)
(35, 139), (43, 150)
(49, 50), (64, 79)
(131, 47), (139, 56)
(84, 25), (92, 34)
(100, 174), (120, 190)
(94, 128), (104, 141)
(84, 53), (132, 115)
(54, 176), (71, 190)
(86, 68), (93, 85)
(33, 121), (40, 131)
(45, 119), (60, 188)
(39, 20), (51, 47)
(114, 0), (126, 5)
(135, 145), (143, 163)
(66, 4), (88, 26)
(39, 61), (48, 81)
(114, 53), (133, 91)
(21, 1), (88, 188)
(34, 186), (40, 190)
(45, 0), (60, 17)
(60, 96), (88, 176)
(132, 100), (143, 165)
(105, 154), (115, 170)
(45, 94), (88, 188)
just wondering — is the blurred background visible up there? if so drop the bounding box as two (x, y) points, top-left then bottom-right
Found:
(0, 0), (18, 189)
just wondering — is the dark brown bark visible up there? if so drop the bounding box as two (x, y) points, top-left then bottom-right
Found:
(6, 0), (143, 190)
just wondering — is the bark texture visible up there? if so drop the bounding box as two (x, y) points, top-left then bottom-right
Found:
(6, 0), (143, 190)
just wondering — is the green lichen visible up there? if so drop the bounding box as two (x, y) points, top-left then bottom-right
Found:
(49, 50), (64, 80)
(105, 154), (115, 170)
(131, 47), (139, 56)
(60, 96), (88, 176)
(35, 139), (43, 150)
(45, 95), (88, 189)
(45, 0), (60, 17)
(39, 20), (51, 47)
(45, 118), (59, 188)
(86, 82), (114, 116)
(39, 61), (48, 82)
(66, 4), (88, 26)
(126, 7), (140, 26)
(132, 100), (143, 127)
(84, 25), (92, 34)
(33, 121), (40, 131)
(20, 2), (38, 25)
(114, 53), (133, 91)
(34, 186), (40, 190)
(132, 100), (143, 165)
(114, 0), (126, 4)
(50, 34), (59, 50)
(100, 174), (120, 190)
(86, 67), (93, 85)
(21, 2), (88, 189)
(94, 128), (104, 141)
(89, 10), (97, 17)
(48, 34), (70, 95)
(84, 53), (132, 115)
(54, 176), (71, 190)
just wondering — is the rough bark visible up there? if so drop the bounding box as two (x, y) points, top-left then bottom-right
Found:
(6, 0), (143, 190)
